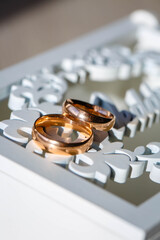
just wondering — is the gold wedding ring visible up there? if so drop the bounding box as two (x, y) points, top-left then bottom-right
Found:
(32, 99), (115, 155)
(32, 114), (93, 155)
(63, 99), (115, 131)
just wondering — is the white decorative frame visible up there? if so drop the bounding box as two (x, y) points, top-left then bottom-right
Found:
(0, 10), (159, 240)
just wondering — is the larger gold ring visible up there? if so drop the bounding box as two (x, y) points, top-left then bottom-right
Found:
(63, 99), (115, 131)
(32, 114), (93, 155)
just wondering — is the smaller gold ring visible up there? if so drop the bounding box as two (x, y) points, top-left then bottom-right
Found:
(32, 114), (93, 155)
(62, 99), (115, 131)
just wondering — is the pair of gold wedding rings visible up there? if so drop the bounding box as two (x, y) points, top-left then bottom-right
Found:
(32, 99), (115, 155)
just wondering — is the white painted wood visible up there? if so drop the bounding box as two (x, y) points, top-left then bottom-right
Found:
(0, 10), (160, 240)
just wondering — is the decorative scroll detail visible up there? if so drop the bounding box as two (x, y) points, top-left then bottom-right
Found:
(69, 138), (146, 184)
(69, 138), (160, 184)
(8, 70), (68, 111)
(58, 45), (143, 83)
(90, 82), (160, 141)
(58, 45), (160, 83)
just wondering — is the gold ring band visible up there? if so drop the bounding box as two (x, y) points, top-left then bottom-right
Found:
(62, 99), (116, 131)
(32, 114), (93, 155)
